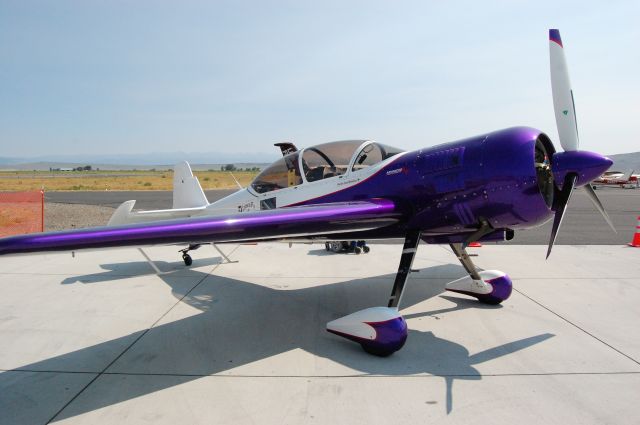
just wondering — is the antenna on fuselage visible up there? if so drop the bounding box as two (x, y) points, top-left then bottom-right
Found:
(229, 172), (243, 190)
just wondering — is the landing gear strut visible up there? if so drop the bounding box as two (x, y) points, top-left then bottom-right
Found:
(327, 230), (421, 357)
(387, 230), (421, 308)
(446, 243), (512, 304)
(449, 242), (482, 281)
(179, 244), (201, 266)
(326, 232), (513, 356)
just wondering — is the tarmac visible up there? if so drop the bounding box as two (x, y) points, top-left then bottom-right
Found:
(1, 242), (639, 424)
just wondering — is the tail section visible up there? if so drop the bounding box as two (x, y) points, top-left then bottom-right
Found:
(107, 200), (136, 226)
(173, 161), (209, 209)
(622, 169), (635, 182)
(106, 161), (209, 226)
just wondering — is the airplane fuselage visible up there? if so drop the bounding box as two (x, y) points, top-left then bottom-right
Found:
(206, 126), (558, 242)
(106, 125), (610, 246)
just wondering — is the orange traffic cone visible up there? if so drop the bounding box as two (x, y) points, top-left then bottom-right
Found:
(629, 216), (640, 247)
(468, 241), (482, 248)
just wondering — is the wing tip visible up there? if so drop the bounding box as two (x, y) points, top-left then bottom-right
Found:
(549, 29), (563, 47)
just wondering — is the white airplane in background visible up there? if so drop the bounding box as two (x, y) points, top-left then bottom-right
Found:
(592, 169), (638, 189)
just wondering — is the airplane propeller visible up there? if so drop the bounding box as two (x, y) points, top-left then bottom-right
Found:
(546, 29), (615, 258)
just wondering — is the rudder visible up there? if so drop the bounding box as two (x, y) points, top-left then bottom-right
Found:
(173, 161), (209, 209)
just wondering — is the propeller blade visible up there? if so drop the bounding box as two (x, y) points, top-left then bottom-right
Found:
(583, 184), (617, 233)
(547, 174), (578, 259)
(549, 29), (579, 151)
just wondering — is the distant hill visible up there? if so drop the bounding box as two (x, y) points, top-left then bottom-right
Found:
(0, 151), (278, 170)
(0, 157), (22, 165)
(607, 151), (640, 173)
(0, 162), (269, 171)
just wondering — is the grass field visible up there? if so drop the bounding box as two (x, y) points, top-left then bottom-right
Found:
(0, 170), (259, 191)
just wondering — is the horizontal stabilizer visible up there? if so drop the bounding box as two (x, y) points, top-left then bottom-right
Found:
(107, 200), (136, 226)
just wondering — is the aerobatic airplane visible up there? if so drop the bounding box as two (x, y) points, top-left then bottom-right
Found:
(592, 169), (638, 189)
(0, 30), (616, 356)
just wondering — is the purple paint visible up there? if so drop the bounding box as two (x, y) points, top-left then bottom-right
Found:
(327, 316), (408, 356)
(483, 274), (513, 303)
(296, 127), (554, 236)
(551, 151), (613, 189)
(0, 200), (400, 255)
(549, 29), (563, 47)
(447, 274), (513, 305)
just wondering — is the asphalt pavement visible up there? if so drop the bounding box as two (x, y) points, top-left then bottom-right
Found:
(45, 188), (640, 245)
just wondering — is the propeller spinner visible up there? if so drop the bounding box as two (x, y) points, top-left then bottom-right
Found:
(546, 29), (615, 258)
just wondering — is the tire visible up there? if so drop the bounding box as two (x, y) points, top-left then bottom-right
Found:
(363, 246), (370, 253)
(361, 343), (396, 357)
(354, 247), (362, 255)
(182, 254), (193, 266)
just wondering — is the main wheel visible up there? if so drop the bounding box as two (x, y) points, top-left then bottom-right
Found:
(182, 253), (193, 266)
(354, 246), (362, 254)
(361, 343), (395, 357)
(325, 242), (330, 251)
(363, 246), (370, 253)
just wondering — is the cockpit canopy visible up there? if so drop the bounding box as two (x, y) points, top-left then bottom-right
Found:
(251, 151), (303, 194)
(251, 140), (403, 194)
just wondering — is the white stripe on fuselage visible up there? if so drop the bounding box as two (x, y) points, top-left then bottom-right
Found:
(204, 152), (408, 216)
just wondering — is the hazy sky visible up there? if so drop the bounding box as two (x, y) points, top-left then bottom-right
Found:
(1, 0), (638, 158)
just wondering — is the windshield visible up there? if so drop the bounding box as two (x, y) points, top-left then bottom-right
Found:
(352, 143), (404, 172)
(302, 140), (363, 182)
(251, 152), (303, 193)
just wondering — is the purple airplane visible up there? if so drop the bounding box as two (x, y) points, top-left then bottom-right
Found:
(0, 30), (615, 356)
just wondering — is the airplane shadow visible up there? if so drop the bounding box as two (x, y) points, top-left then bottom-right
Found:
(5, 257), (554, 421)
(305, 248), (356, 256)
(60, 256), (224, 285)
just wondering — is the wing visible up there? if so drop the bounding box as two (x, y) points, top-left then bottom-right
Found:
(0, 199), (401, 256)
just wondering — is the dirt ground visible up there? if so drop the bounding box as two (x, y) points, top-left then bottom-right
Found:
(45, 202), (115, 232)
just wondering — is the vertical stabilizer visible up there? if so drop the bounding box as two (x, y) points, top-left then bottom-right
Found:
(173, 161), (209, 209)
(621, 169), (635, 181)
